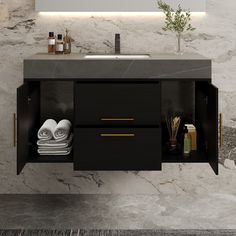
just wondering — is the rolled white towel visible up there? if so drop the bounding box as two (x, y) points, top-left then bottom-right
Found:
(38, 146), (72, 156)
(37, 119), (57, 140)
(53, 119), (72, 141)
(37, 133), (73, 149)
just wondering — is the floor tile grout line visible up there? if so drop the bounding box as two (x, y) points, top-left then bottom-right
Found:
(70, 229), (75, 236)
(18, 229), (23, 236)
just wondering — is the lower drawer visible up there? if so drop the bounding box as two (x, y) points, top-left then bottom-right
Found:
(74, 128), (161, 170)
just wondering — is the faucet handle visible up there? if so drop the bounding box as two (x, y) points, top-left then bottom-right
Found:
(115, 33), (120, 54)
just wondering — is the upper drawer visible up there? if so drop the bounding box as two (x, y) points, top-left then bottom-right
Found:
(75, 82), (161, 126)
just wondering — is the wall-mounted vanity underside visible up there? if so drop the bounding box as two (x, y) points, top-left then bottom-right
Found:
(17, 53), (218, 175)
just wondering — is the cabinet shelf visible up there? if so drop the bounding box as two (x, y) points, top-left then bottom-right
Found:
(28, 154), (73, 163)
(28, 147), (73, 163)
(162, 151), (208, 163)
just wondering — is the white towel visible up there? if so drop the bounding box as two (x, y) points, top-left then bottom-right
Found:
(37, 133), (73, 149)
(38, 146), (72, 156)
(53, 119), (72, 141)
(37, 119), (57, 140)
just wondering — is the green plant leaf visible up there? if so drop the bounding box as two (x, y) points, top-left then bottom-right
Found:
(157, 0), (196, 34)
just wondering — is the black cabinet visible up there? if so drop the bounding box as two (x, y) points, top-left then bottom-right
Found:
(74, 82), (161, 171)
(17, 81), (74, 175)
(161, 81), (218, 175)
(17, 79), (218, 175)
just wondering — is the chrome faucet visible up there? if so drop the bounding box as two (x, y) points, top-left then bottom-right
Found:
(115, 33), (120, 54)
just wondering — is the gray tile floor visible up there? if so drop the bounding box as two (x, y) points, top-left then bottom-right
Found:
(0, 229), (236, 236)
(0, 194), (236, 230)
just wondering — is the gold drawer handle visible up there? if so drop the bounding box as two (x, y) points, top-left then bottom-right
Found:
(100, 133), (135, 137)
(101, 118), (134, 121)
(13, 113), (16, 147)
(220, 113), (223, 147)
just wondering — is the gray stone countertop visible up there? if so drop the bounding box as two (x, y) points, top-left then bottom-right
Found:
(25, 53), (209, 61)
(24, 53), (211, 80)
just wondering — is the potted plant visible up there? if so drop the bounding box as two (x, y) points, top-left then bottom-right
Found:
(157, 0), (195, 54)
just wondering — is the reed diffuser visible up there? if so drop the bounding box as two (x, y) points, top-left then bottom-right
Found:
(166, 116), (181, 152)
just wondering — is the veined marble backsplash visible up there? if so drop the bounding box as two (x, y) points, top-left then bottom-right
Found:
(0, 0), (235, 193)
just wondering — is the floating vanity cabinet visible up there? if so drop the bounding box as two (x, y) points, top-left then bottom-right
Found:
(17, 53), (218, 175)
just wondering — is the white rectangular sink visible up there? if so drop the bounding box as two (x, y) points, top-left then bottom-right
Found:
(84, 54), (150, 59)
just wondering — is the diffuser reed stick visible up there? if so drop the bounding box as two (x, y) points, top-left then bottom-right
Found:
(166, 116), (181, 140)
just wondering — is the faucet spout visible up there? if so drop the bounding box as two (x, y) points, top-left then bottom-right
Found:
(115, 33), (120, 54)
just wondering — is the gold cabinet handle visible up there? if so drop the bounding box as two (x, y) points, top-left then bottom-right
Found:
(220, 113), (223, 147)
(101, 118), (134, 121)
(100, 133), (135, 137)
(13, 113), (16, 147)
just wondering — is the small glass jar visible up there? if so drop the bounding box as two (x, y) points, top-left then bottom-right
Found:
(48, 32), (55, 54)
(55, 34), (64, 55)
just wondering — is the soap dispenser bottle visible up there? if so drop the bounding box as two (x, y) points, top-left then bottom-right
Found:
(183, 129), (191, 157)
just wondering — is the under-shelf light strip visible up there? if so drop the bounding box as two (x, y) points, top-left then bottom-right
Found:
(38, 12), (206, 17)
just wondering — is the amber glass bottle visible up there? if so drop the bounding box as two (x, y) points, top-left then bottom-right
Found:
(55, 34), (64, 54)
(48, 32), (55, 54)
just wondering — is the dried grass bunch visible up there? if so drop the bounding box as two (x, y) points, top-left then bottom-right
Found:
(166, 116), (181, 140)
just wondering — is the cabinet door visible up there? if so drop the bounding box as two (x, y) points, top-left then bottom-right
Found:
(196, 82), (218, 175)
(17, 83), (40, 174)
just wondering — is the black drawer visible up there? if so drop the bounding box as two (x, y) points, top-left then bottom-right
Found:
(75, 83), (160, 126)
(74, 128), (161, 170)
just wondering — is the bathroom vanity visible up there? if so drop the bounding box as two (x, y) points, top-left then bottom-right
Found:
(17, 53), (218, 174)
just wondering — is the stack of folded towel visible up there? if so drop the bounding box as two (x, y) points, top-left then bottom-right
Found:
(37, 119), (73, 155)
